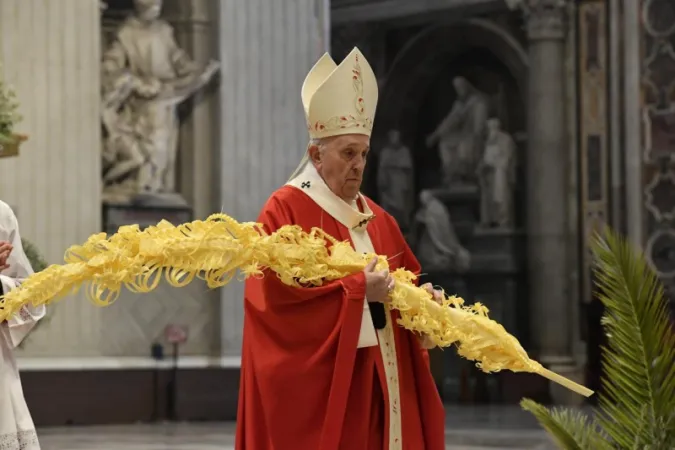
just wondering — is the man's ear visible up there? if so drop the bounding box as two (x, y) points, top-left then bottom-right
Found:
(308, 144), (321, 164)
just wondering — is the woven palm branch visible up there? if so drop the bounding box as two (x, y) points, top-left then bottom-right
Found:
(522, 228), (675, 449)
(0, 213), (593, 396)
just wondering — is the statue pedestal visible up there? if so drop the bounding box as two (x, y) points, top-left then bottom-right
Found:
(429, 184), (480, 235)
(103, 201), (193, 234)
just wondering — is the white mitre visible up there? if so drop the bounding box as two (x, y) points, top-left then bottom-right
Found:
(288, 47), (378, 181)
(303, 47), (378, 139)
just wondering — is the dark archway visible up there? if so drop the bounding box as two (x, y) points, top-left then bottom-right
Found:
(364, 20), (530, 402)
(365, 19), (529, 205)
(378, 19), (528, 133)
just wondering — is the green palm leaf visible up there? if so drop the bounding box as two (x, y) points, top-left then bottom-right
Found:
(522, 228), (675, 449)
(592, 228), (675, 448)
(520, 399), (607, 450)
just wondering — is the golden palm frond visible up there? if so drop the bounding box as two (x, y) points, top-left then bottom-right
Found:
(0, 214), (591, 396)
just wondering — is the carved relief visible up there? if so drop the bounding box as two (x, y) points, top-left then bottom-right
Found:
(645, 170), (675, 222)
(640, 0), (675, 287)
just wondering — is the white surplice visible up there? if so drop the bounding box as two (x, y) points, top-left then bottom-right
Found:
(0, 200), (43, 450)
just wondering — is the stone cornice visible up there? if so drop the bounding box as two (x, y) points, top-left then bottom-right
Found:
(506, 0), (569, 40)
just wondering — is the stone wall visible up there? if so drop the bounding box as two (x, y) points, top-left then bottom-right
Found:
(0, 0), (103, 357)
(217, 0), (328, 355)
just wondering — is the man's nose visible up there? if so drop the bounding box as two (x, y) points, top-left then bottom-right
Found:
(353, 154), (366, 171)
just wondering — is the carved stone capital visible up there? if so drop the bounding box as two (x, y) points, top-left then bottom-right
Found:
(506, 0), (569, 41)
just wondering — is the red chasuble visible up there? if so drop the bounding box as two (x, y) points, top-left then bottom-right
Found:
(235, 179), (445, 449)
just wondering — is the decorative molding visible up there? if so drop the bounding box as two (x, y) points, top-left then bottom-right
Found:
(644, 169), (675, 222)
(507, 0), (569, 40)
(332, 0), (504, 24)
(17, 355), (241, 371)
(639, 0), (675, 287)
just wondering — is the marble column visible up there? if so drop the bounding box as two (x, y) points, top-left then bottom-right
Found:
(217, 0), (326, 355)
(0, 0), (102, 356)
(621, 0), (643, 247)
(165, 0), (220, 221)
(512, 0), (579, 400)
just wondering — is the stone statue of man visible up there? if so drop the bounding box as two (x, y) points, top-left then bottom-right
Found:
(412, 190), (470, 272)
(425, 76), (489, 186)
(477, 118), (517, 228)
(101, 0), (219, 203)
(376, 129), (414, 229)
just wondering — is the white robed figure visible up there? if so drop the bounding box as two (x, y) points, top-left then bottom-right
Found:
(0, 201), (43, 450)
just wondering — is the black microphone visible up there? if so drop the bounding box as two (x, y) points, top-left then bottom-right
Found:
(369, 302), (386, 329)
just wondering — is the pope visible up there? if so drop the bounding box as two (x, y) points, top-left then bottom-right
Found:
(235, 48), (446, 449)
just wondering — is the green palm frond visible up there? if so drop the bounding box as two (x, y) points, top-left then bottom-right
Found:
(592, 228), (675, 448)
(520, 399), (608, 450)
(522, 228), (675, 449)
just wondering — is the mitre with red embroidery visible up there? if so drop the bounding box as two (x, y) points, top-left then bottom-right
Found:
(302, 47), (378, 139)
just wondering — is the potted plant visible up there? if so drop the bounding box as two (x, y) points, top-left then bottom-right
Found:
(21, 238), (47, 272)
(14, 238), (49, 347)
(521, 229), (675, 449)
(0, 62), (27, 157)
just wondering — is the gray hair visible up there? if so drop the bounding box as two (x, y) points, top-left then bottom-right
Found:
(309, 137), (328, 153)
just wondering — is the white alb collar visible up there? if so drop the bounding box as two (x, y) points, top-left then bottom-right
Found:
(286, 163), (375, 231)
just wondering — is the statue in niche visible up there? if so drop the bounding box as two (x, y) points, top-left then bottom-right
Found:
(425, 76), (489, 187)
(477, 118), (517, 229)
(377, 129), (414, 229)
(101, 0), (219, 205)
(412, 190), (471, 272)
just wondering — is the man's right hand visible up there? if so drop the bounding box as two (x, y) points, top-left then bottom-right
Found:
(363, 258), (394, 303)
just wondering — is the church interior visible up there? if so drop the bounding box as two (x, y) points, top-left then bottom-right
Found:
(0, 0), (673, 448)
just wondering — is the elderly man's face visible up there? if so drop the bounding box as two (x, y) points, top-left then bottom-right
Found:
(309, 134), (370, 202)
(134, 0), (162, 21)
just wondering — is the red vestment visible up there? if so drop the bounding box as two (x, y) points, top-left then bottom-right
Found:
(235, 185), (445, 450)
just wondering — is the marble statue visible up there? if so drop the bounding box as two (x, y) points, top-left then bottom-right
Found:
(477, 118), (517, 228)
(425, 76), (489, 186)
(376, 129), (414, 229)
(412, 190), (470, 272)
(101, 0), (219, 205)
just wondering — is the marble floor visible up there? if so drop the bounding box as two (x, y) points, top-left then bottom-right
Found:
(37, 406), (556, 450)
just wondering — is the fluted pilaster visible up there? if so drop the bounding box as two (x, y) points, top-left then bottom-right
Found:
(217, 0), (327, 355)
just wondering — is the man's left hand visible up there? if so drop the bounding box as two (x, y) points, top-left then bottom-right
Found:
(418, 283), (444, 349)
(0, 240), (13, 271)
(421, 283), (443, 305)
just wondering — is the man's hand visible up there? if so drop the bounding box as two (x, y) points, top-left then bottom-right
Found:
(421, 283), (444, 305)
(364, 258), (394, 304)
(419, 283), (444, 349)
(0, 240), (13, 271)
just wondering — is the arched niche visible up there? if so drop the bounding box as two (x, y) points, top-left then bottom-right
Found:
(366, 19), (529, 215)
